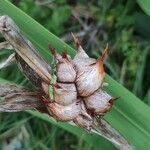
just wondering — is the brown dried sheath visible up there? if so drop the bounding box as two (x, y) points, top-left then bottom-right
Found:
(15, 54), (44, 90)
(0, 16), (51, 85)
(0, 84), (49, 113)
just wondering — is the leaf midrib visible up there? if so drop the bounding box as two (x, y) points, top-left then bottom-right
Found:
(114, 106), (150, 138)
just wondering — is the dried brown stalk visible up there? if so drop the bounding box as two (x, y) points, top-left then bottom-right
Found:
(0, 84), (48, 113)
(0, 16), (51, 84)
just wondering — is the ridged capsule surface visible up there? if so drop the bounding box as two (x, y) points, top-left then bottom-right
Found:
(54, 83), (77, 106)
(84, 90), (114, 115)
(47, 101), (81, 121)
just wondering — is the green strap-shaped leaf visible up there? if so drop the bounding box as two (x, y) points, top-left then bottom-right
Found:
(0, 0), (150, 149)
(137, 0), (150, 16)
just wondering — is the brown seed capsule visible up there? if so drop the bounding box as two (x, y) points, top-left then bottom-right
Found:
(72, 34), (109, 97)
(47, 101), (81, 121)
(84, 89), (114, 115)
(54, 83), (77, 106)
(75, 59), (105, 97)
(49, 45), (76, 83)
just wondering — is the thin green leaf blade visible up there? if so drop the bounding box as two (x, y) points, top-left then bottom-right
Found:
(137, 0), (150, 16)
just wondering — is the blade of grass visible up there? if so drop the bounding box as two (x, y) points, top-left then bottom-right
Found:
(137, 0), (150, 16)
(133, 48), (148, 97)
(0, 0), (150, 149)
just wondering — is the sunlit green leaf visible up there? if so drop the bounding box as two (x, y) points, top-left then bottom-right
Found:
(137, 0), (150, 16)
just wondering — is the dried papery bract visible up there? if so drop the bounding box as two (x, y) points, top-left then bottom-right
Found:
(49, 44), (76, 83)
(0, 15), (51, 86)
(72, 35), (108, 97)
(47, 101), (81, 121)
(75, 60), (105, 96)
(54, 83), (77, 106)
(0, 84), (48, 113)
(0, 84), (27, 96)
(84, 89), (114, 115)
(0, 41), (13, 49)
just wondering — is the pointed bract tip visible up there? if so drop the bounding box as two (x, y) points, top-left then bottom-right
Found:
(100, 43), (110, 62)
(97, 43), (110, 63)
(41, 96), (51, 106)
(48, 44), (56, 56)
(113, 97), (120, 101)
(71, 32), (80, 49)
(61, 46), (68, 59)
(109, 97), (120, 105)
(109, 99), (114, 105)
(62, 51), (68, 59)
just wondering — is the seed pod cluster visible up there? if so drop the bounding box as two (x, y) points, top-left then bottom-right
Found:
(45, 35), (114, 130)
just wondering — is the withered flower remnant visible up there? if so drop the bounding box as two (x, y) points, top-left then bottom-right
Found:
(0, 16), (132, 150)
(44, 33), (115, 132)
